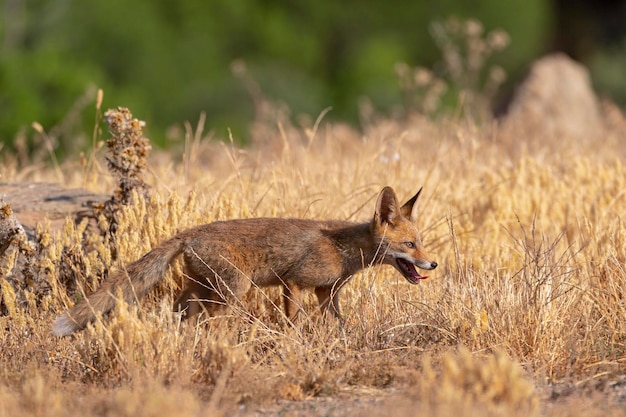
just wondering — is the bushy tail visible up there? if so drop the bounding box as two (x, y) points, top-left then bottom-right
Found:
(52, 235), (185, 336)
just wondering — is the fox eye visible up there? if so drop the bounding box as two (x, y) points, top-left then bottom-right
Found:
(404, 241), (415, 248)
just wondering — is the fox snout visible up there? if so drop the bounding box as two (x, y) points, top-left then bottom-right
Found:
(416, 259), (438, 270)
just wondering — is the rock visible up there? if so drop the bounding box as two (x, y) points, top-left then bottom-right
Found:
(0, 182), (110, 238)
(0, 183), (112, 314)
(501, 53), (604, 140)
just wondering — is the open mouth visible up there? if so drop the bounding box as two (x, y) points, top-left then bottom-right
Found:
(396, 258), (428, 284)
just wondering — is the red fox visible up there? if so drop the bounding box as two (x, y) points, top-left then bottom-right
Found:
(52, 186), (437, 336)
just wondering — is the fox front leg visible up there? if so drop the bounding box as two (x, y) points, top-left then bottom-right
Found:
(314, 286), (343, 321)
(315, 286), (348, 340)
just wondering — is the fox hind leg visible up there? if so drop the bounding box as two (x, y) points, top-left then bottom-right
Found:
(174, 278), (224, 320)
(174, 268), (252, 322)
(315, 286), (347, 340)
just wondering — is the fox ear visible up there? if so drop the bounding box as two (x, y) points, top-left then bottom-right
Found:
(375, 186), (400, 226)
(400, 187), (422, 222)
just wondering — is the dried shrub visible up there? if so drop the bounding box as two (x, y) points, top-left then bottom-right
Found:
(103, 107), (151, 205)
(397, 16), (509, 120)
(0, 200), (43, 315)
(98, 107), (151, 240)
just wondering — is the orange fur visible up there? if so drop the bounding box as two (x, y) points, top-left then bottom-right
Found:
(53, 186), (437, 336)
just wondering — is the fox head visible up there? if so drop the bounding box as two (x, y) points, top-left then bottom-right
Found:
(372, 186), (438, 284)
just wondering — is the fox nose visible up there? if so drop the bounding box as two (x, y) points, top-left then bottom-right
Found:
(431, 261), (438, 269)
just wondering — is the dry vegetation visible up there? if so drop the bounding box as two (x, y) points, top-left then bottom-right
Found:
(1, 98), (625, 417)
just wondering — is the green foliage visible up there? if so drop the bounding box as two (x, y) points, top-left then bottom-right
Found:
(0, 0), (552, 151)
(590, 44), (626, 105)
(0, 48), (101, 144)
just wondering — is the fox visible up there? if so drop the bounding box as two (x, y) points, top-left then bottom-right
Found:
(52, 186), (437, 336)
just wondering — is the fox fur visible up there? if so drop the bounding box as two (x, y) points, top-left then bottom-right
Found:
(53, 186), (437, 336)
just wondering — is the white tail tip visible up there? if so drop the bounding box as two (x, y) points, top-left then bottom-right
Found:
(52, 314), (77, 337)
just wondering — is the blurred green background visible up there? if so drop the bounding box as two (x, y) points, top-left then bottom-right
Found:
(1, 0), (624, 151)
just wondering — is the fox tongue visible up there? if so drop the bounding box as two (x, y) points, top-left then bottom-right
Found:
(397, 258), (428, 284)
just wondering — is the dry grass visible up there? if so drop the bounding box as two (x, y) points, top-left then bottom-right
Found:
(1, 105), (625, 417)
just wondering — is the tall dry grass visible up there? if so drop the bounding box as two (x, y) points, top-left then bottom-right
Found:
(1, 105), (625, 416)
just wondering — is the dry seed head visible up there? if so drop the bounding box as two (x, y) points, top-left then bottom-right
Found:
(414, 67), (434, 86)
(465, 19), (484, 37)
(185, 190), (197, 213)
(0, 202), (13, 219)
(39, 257), (56, 273)
(167, 193), (181, 227)
(19, 238), (36, 256)
(104, 107), (151, 174)
(31, 122), (44, 134)
(487, 29), (510, 51)
(38, 231), (51, 249)
(1, 278), (17, 316)
(24, 289), (37, 310)
(489, 66), (507, 84)
(96, 89), (104, 110)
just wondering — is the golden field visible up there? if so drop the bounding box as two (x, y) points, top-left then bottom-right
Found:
(0, 104), (625, 416)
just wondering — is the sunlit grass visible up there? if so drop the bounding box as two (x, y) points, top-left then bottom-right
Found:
(1, 108), (625, 416)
